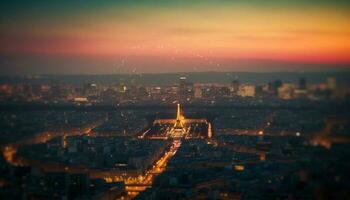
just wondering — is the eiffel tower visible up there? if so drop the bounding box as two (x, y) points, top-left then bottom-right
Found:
(174, 103), (184, 129)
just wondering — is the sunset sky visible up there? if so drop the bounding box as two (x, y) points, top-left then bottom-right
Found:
(1, 0), (350, 74)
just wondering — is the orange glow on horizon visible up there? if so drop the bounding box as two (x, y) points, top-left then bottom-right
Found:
(1, 4), (350, 66)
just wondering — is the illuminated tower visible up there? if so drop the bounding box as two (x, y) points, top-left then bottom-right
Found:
(208, 122), (212, 138)
(174, 103), (184, 128)
(62, 133), (68, 148)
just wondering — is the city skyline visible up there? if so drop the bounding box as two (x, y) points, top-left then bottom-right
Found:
(1, 0), (350, 74)
(0, 73), (349, 199)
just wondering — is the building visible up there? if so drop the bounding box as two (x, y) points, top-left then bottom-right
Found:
(194, 86), (203, 99)
(178, 77), (194, 102)
(298, 78), (307, 90)
(327, 77), (336, 90)
(278, 83), (295, 100)
(230, 80), (239, 96)
(238, 85), (255, 97)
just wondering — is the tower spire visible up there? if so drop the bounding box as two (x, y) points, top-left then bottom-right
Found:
(176, 103), (181, 120)
(174, 103), (184, 128)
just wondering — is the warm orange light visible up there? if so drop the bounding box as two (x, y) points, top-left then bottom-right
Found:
(1, 4), (349, 65)
(234, 165), (245, 171)
(260, 152), (266, 161)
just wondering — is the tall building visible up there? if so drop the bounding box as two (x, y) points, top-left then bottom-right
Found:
(298, 78), (307, 90)
(194, 87), (203, 99)
(327, 77), (336, 90)
(230, 79), (239, 96)
(178, 76), (194, 101)
(294, 78), (308, 99)
(83, 82), (99, 96)
(268, 80), (282, 95)
(179, 76), (187, 88)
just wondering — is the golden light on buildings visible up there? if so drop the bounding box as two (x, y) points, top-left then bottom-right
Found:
(234, 165), (245, 171)
(62, 134), (68, 148)
(208, 122), (213, 138)
(104, 140), (181, 199)
(74, 97), (88, 102)
(144, 103), (212, 139)
(3, 146), (17, 165)
(260, 152), (266, 161)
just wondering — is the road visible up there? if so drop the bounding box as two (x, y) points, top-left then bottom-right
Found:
(1, 118), (181, 200)
(115, 140), (181, 199)
(311, 118), (350, 149)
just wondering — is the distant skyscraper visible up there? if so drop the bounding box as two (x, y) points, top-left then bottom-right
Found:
(298, 78), (307, 90)
(230, 79), (239, 95)
(327, 77), (336, 90)
(268, 80), (282, 95)
(178, 76), (194, 101)
(179, 76), (187, 87)
(294, 78), (307, 99)
(194, 87), (202, 98)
